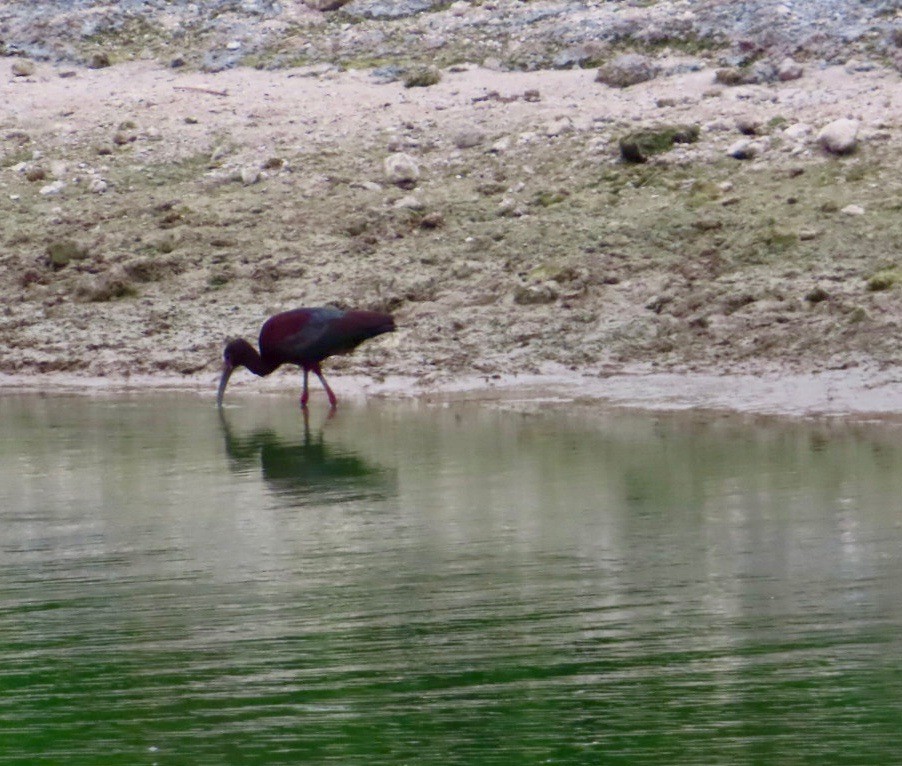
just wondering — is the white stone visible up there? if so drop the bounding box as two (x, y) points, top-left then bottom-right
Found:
(240, 166), (261, 185)
(777, 57), (804, 81)
(490, 136), (511, 153)
(39, 180), (66, 196)
(817, 118), (859, 155)
(727, 139), (756, 159)
(454, 129), (485, 149)
(393, 195), (424, 210)
(498, 197), (525, 217)
(546, 117), (574, 137)
(783, 122), (812, 141)
(383, 152), (420, 186)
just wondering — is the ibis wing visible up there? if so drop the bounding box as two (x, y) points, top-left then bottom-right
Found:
(259, 307), (393, 367)
(259, 307), (344, 363)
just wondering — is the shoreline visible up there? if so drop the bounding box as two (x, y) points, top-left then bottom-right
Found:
(3, 366), (900, 422)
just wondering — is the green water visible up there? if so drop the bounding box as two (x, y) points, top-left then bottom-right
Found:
(2, 393), (901, 765)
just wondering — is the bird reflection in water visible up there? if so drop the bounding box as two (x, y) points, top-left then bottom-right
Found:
(218, 409), (396, 505)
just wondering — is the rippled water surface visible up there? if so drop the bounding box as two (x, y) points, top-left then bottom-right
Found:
(2, 393), (902, 765)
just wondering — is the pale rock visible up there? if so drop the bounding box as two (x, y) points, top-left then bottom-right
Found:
(546, 117), (574, 137)
(49, 160), (68, 179)
(383, 152), (420, 187)
(393, 195), (424, 210)
(727, 139), (756, 160)
(11, 59), (36, 77)
(783, 122), (812, 141)
(88, 178), (109, 194)
(587, 136), (609, 153)
(240, 166), (261, 185)
(489, 136), (511, 153)
(841, 204), (865, 216)
(513, 282), (558, 305)
(454, 129), (485, 149)
(777, 57), (804, 81)
(595, 54), (659, 88)
(498, 197), (525, 217)
(817, 118), (859, 155)
(39, 181), (66, 196)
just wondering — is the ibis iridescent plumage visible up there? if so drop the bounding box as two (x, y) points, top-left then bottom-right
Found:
(216, 307), (395, 408)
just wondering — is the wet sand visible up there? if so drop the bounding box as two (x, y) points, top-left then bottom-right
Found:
(2, 365), (900, 421)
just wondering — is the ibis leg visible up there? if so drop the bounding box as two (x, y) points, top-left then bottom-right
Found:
(313, 364), (338, 409)
(300, 368), (310, 408)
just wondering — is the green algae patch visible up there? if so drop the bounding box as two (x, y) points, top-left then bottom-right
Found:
(404, 67), (442, 88)
(46, 240), (90, 269)
(619, 125), (700, 163)
(867, 270), (899, 292)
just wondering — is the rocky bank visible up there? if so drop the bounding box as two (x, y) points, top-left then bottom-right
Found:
(0, 1), (900, 411)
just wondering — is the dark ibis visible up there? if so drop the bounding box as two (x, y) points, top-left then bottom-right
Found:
(216, 307), (396, 408)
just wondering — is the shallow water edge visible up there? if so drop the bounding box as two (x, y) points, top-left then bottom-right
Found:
(0, 366), (900, 421)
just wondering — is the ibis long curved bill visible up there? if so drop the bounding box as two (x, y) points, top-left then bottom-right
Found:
(216, 359), (234, 408)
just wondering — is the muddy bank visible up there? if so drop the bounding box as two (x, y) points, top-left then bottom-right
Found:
(1, 1), (900, 414)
